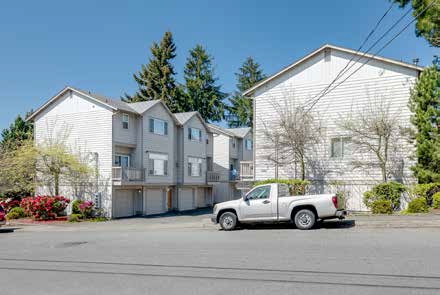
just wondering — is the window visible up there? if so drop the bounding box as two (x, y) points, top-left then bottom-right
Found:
(245, 139), (253, 150)
(114, 154), (130, 167)
(232, 138), (236, 148)
(331, 137), (351, 158)
(149, 118), (168, 135)
(188, 127), (202, 142)
(246, 185), (271, 200)
(188, 157), (203, 176)
(149, 153), (168, 176)
(122, 114), (129, 129)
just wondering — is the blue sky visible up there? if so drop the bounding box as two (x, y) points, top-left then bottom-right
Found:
(0, 0), (437, 133)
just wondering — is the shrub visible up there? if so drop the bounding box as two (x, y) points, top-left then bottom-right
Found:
(407, 197), (429, 213)
(0, 199), (21, 212)
(363, 182), (406, 210)
(370, 200), (393, 214)
(78, 201), (94, 218)
(431, 192), (440, 209)
(20, 196), (70, 220)
(5, 207), (25, 220)
(71, 199), (82, 214)
(68, 214), (82, 222)
(412, 183), (440, 206)
(253, 179), (310, 195)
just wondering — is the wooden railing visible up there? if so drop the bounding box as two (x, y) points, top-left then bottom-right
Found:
(206, 171), (221, 182)
(112, 167), (145, 181)
(239, 161), (254, 180)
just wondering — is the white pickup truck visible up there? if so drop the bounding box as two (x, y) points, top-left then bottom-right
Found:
(211, 183), (347, 230)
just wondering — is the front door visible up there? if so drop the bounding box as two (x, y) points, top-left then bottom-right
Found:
(239, 185), (274, 221)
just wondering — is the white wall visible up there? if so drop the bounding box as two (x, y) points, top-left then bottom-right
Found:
(34, 90), (114, 216)
(253, 48), (420, 210)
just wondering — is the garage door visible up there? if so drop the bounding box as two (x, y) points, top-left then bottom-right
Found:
(179, 188), (194, 211)
(113, 190), (135, 218)
(145, 189), (166, 215)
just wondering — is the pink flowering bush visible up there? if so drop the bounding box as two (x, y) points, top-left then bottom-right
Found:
(20, 196), (70, 220)
(0, 199), (21, 213)
(78, 200), (94, 218)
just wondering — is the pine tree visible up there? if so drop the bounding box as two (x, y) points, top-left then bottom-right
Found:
(124, 31), (181, 112)
(227, 57), (266, 127)
(0, 113), (34, 151)
(183, 45), (226, 122)
(409, 65), (440, 183)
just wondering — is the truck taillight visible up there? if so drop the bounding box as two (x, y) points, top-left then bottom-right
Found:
(332, 196), (338, 209)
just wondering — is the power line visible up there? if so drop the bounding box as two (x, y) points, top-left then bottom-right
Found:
(305, 2), (395, 107)
(305, 0), (437, 113)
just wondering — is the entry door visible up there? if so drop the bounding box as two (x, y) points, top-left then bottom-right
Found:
(239, 185), (275, 221)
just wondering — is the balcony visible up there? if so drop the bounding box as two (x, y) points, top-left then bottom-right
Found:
(112, 167), (145, 182)
(239, 161), (254, 181)
(207, 171), (221, 182)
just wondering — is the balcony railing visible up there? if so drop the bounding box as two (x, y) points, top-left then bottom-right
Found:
(239, 161), (254, 180)
(207, 171), (221, 182)
(112, 167), (145, 181)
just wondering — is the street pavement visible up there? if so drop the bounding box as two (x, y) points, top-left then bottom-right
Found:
(1, 214), (440, 295)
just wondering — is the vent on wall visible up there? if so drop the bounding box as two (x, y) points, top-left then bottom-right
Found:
(324, 48), (331, 62)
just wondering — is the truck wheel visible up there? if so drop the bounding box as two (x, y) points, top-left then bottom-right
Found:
(219, 212), (238, 231)
(294, 209), (316, 230)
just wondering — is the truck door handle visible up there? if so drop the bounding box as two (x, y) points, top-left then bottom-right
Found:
(262, 200), (270, 204)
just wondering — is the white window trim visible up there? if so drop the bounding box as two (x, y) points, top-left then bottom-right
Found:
(245, 139), (253, 150)
(188, 156), (203, 177)
(330, 137), (351, 159)
(149, 117), (168, 136)
(148, 152), (169, 176)
(188, 127), (202, 142)
(122, 114), (129, 129)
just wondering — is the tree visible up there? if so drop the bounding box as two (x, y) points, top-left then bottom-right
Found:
(124, 31), (182, 112)
(408, 65), (440, 183)
(0, 139), (93, 197)
(340, 97), (405, 182)
(183, 44), (226, 122)
(1, 113), (33, 151)
(393, 0), (440, 47)
(261, 98), (322, 180)
(227, 57), (266, 127)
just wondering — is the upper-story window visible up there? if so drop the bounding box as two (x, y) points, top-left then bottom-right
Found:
(188, 127), (202, 142)
(245, 139), (253, 150)
(122, 114), (129, 129)
(231, 138), (236, 149)
(188, 157), (203, 176)
(148, 153), (168, 176)
(114, 154), (130, 167)
(331, 137), (351, 158)
(149, 118), (168, 135)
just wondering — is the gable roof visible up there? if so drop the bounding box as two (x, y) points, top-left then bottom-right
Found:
(27, 86), (178, 123)
(173, 111), (210, 130)
(208, 124), (235, 137)
(226, 127), (252, 138)
(243, 43), (424, 96)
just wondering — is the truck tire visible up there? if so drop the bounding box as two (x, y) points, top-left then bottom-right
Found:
(294, 209), (316, 230)
(219, 212), (238, 231)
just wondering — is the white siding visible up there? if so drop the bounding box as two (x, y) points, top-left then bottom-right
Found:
(34, 90), (114, 217)
(212, 133), (230, 181)
(253, 48), (419, 210)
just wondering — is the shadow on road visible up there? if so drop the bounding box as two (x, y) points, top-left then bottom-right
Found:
(0, 227), (20, 233)
(238, 220), (355, 231)
(114, 208), (212, 220)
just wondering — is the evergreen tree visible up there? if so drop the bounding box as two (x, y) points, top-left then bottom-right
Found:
(124, 31), (181, 112)
(409, 65), (440, 183)
(227, 57), (266, 127)
(183, 45), (226, 122)
(393, 0), (439, 47)
(1, 113), (34, 151)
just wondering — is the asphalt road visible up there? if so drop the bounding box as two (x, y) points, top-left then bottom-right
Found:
(1, 221), (440, 295)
